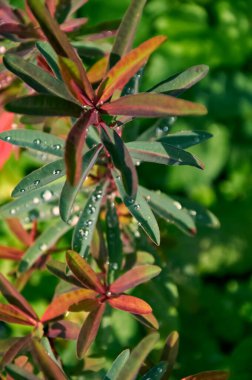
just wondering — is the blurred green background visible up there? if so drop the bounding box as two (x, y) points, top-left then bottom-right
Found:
(1, 0), (252, 378)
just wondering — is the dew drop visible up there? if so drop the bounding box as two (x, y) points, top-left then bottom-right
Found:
(146, 195), (151, 202)
(20, 189), (25, 193)
(135, 231), (140, 238)
(52, 144), (61, 150)
(189, 210), (197, 216)
(173, 201), (182, 210)
(40, 243), (48, 252)
(136, 161), (141, 166)
(134, 203), (140, 210)
(41, 190), (53, 201)
(34, 180), (40, 186)
(53, 169), (61, 175)
(51, 206), (60, 216)
(5, 136), (11, 141)
(125, 196), (134, 206)
(106, 291), (112, 297)
(85, 220), (93, 226)
(33, 139), (42, 145)
(33, 197), (40, 205)
(116, 175), (121, 180)
(10, 208), (16, 215)
(79, 228), (89, 239)
(111, 262), (118, 270)
(28, 209), (39, 221)
(88, 205), (96, 214)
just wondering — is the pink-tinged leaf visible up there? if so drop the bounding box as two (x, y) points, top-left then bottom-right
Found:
(87, 56), (109, 84)
(96, 35), (166, 103)
(77, 302), (105, 358)
(0, 303), (37, 326)
(0, 335), (31, 367)
(0, 23), (39, 39)
(65, 110), (97, 185)
(41, 288), (97, 322)
(31, 338), (68, 380)
(161, 331), (179, 380)
(181, 371), (229, 380)
(27, 0), (94, 101)
(108, 294), (152, 315)
(68, 0), (88, 16)
(0, 111), (15, 170)
(133, 312), (159, 330)
(6, 218), (33, 247)
(60, 18), (88, 33)
(47, 320), (79, 340)
(110, 265), (161, 293)
(0, 274), (38, 321)
(66, 250), (105, 293)
(45, 0), (57, 16)
(101, 93), (207, 117)
(0, 246), (23, 261)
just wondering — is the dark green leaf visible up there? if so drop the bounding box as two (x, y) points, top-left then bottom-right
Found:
(36, 41), (62, 79)
(113, 171), (160, 245)
(106, 199), (122, 272)
(141, 362), (168, 380)
(158, 130), (212, 149)
(137, 118), (176, 141)
(105, 349), (130, 380)
(5, 95), (82, 117)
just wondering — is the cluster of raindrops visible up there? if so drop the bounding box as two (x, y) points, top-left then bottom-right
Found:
(78, 188), (103, 241)
(155, 117), (177, 139)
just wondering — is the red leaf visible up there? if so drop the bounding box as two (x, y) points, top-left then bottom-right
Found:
(0, 303), (37, 326)
(0, 111), (15, 170)
(87, 56), (109, 84)
(110, 265), (161, 293)
(0, 335), (31, 367)
(60, 18), (88, 33)
(0, 246), (24, 261)
(66, 250), (105, 293)
(41, 288), (97, 322)
(47, 320), (80, 340)
(77, 302), (105, 358)
(181, 371), (229, 380)
(108, 294), (152, 315)
(96, 35), (167, 103)
(0, 274), (38, 321)
(6, 218), (33, 247)
(101, 93), (207, 117)
(133, 312), (159, 330)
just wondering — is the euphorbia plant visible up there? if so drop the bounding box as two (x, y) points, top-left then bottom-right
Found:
(0, 0), (224, 378)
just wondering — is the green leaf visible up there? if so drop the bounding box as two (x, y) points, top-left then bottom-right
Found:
(137, 118), (175, 141)
(46, 259), (83, 287)
(101, 124), (138, 198)
(158, 130), (213, 149)
(113, 171), (160, 245)
(127, 141), (204, 169)
(140, 186), (196, 236)
(18, 219), (71, 272)
(72, 182), (108, 257)
(3, 54), (76, 103)
(105, 349), (130, 380)
(109, 0), (147, 67)
(0, 182), (63, 219)
(117, 333), (160, 380)
(6, 364), (40, 380)
(148, 65), (209, 96)
(0, 130), (65, 157)
(106, 199), (123, 272)
(12, 158), (65, 198)
(36, 41), (62, 79)
(5, 95), (82, 117)
(59, 144), (103, 222)
(141, 362), (168, 380)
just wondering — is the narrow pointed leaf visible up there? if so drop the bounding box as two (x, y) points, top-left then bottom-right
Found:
(36, 41), (62, 79)
(127, 141), (204, 169)
(5, 94), (82, 117)
(105, 349), (130, 380)
(110, 265), (161, 293)
(161, 331), (179, 380)
(149, 65), (209, 96)
(0, 130), (65, 157)
(46, 259), (83, 287)
(181, 371), (229, 380)
(77, 302), (105, 358)
(18, 219), (71, 273)
(0, 303), (36, 326)
(12, 158), (65, 198)
(140, 186), (197, 236)
(6, 364), (40, 380)
(0, 246), (23, 260)
(3, 54), (75, 103)
(141, 362), (168, 380)
(6, 218), (33, 246)
(158, 130), (212, 148)
(31, 338), (68, 380)
(113, 171), (160, 245)
(117, 333), (159, 380)
(106, 199), (122, 272)
(109, 0), (147, 67)
(0, 274), (38, 320)
(133, 313), (159, 330)
(72, 182), (108, 257)
(41, 288), (97, 322)
(47, 320), (80, 340)
(101, 124), (138, 198)
(60, 18), (88, 33)
(59, 144), (103, 222)
(101, 93), (207, 117)
(0, 335), (31, 368)
(65, 111), (96, 185)
(55, 0), (71, 23)
(27, 0), (94, 101)
(108, 294), (152, 314)
(66, 250), (105, 293)
(97, 36), (166, 103)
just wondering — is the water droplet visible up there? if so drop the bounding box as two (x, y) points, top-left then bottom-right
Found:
(33, 139), (41, 145)
(87, 205), (96, 214)
(135, 231), (140, 238)
(5, 136), (11, 141)
(10, 208), (16, 215)
(79, 228), (89, 239)
(136, 161), (141, 166)
(34, 180), (40, 186)
(173, 201), (182, 210)
(134, 203), (140, 210)
(33, 197), (40, 204)
(116, 175), (121, 180)
(125, 196), (134, 206)
(28, 209), (39, 221)
(158, 368), (163, 373)
(51, 206), (60, 216)
(41, 190), (53, 201)
(106, 291), (112, 297)
(189, 210), (197, 216)
(40, 244), (47, 252)
(20, 189), (25, 193)
(111, 262), (118, 270)
(53, 169), (61, 175)
(85, 220), (93, 226)
(53, 144), (61, 150)
(146, 195), (151, 202)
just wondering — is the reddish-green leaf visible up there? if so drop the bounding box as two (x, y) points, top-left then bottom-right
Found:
(27, 0), (94, 101)
(110, 265), (161, 293)
(101, 93), (207, 117)
(47, 320), (79, 340)
(31, 338), (68, 380)
(66, 250), (105, 293)
(87, 56), (109, 84)
(41, 288), (97, 322)
(77, 302), (105, 358)
(0, 246), (24, 260)
(0, 335), (31, 368)
(6, 218), (33, 246)
(0, 303), (37, 326)
(181, 371), (229, 380)
(97, 36), (167, 103)
(161, 331), (179, 380)
(46, 259), (83, 287)
(0, 274), (38, 321)
(133, 312), (159, 330)
(108, 294), (152, 315)
(6, 364), (40, 380)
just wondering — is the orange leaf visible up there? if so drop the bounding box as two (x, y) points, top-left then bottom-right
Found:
(87, 56), (109, 84)
(96, 35), (167, 103)
(0, 303), (37, 326)
(108, 294), (152, 315)
(181, 371), (229, 380)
